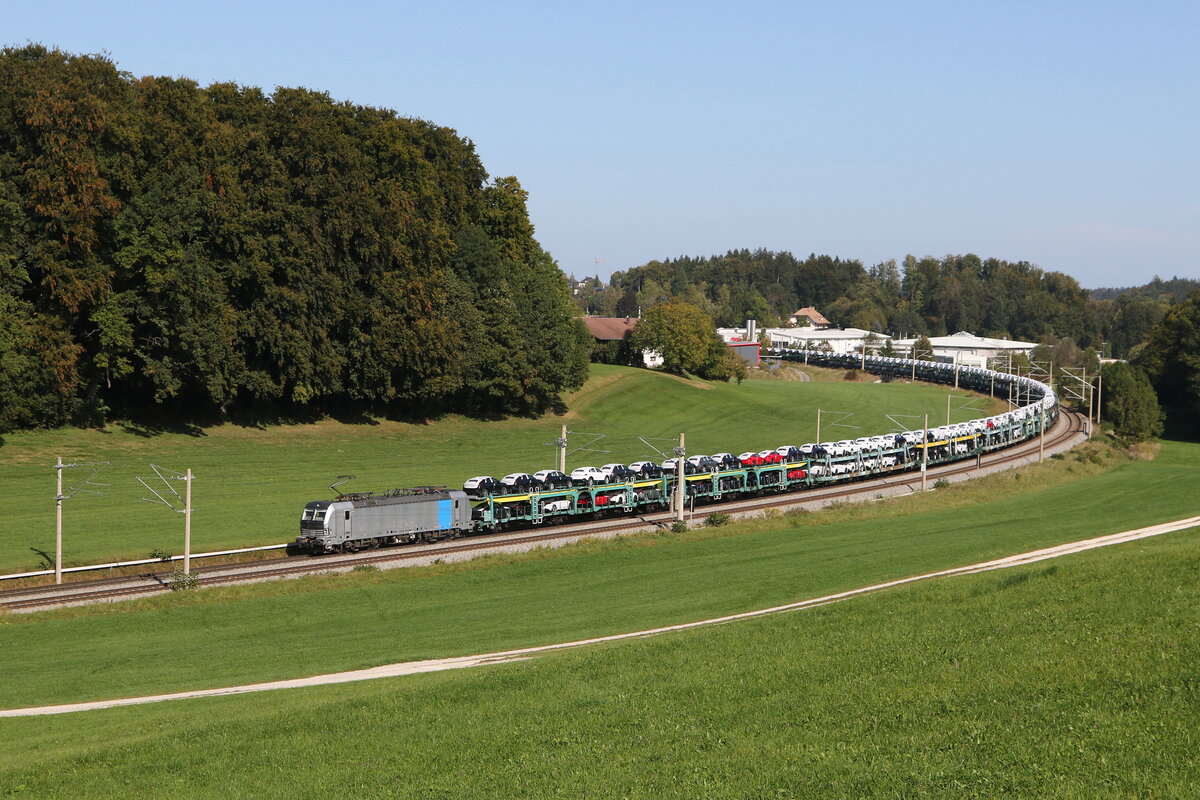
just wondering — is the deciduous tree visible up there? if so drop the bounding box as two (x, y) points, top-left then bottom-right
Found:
(1100, 362), (1163, 441)
(630, 299), (725, 378)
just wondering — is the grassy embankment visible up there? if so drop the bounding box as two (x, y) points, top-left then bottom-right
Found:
(0, 470), (1195, 797)
(0, 432), (1196, 710)
(0, 364), (1003, 573)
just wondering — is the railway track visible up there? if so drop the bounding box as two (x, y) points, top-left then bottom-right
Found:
(0, 410), (1090, 613)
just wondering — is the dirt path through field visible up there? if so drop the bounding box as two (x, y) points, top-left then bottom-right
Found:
(5, 514), (1197, 717)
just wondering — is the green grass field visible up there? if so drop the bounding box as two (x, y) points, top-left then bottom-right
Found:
(1, 435), (1196, 713)
(0, 365), (1004, 573)
(0, 489), (1195, 797)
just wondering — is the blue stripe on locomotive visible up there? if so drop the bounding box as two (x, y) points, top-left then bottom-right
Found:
(438, 499), (453, 530)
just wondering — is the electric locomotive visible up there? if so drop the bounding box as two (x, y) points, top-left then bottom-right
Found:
(290, 486), (471, 554)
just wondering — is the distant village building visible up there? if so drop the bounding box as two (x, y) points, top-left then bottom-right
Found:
(787, 307), (831, 328)
(581, 316), (663, 368)
(890, 331), (1037, 367)
(581, 316), (638, 342)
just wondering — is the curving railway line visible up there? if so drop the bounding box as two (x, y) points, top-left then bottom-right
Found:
(0, 408), (1090, 613)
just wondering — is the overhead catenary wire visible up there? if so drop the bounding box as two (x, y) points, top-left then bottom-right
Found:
(136, 464), (194, 576)
(53, 459), (109, 584)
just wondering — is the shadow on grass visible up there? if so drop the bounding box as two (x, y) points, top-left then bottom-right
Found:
(87, 390), (577, 435)
(970, 565), (1058, 597)
(328, 410), (380, 426)
(1161, 406), (1200, 443)
(222, 403), (383, 428)
(29, 547), (52, 570)
(116, 421), (206, 438)
(384, 396), (570, 424)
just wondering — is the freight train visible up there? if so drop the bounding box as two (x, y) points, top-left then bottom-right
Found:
(289, 352), (1058, 555)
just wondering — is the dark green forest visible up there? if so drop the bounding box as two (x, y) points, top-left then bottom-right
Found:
(573, 250), (1197, 360)
(1090, 276), (1200, 302)
(0, 46), (591, 433)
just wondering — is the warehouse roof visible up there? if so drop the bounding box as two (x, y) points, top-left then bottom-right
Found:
(891, 331), (1037, 351)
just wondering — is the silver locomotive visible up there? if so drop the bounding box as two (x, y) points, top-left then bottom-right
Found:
(291, 487), (471, 554)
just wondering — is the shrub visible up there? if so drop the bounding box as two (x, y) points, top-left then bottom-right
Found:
(670, 520), (689, 533)
(933, 478), (950, 489)
(168, 568), (199, 591)
(704, 513), (731, 527)
(784, 510), (810, 529)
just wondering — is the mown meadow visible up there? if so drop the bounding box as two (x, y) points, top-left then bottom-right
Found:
(0, 478), (1195, 797)
(0, 364), (1004, 573)
(1, 433), (1196, 710)
(3, 366), (1196, 797)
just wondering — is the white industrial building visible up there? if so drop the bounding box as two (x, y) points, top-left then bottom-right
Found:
(890, 331), (1038, 368)
(716, 325), (1038, 366)
(718, 324), (891, 356)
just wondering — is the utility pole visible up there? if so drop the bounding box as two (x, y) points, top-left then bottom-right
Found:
(52, 459), (109, 585)
(921, 413), (929, 492)
(546, 427), (607, 474)
(184, 469), (193, 576)
(953, 353), (959, 389)
(559, 424), (567, 473)
(816, 408), (822, 444)
(674, 433), (686, 522)
(1096, 373), (1103, 430)
(1087, 378), (1095, 436)
(947, 394), (952, 426)
(137, 464), (196, 576)
(55, 456), (63, 585)
(1039, 406), (1046, 463)
(1057, 366), (1093, 434)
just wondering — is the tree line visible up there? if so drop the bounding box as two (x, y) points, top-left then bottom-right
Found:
(1093, 288), (1200, 443)
(573, 249), (1196, 361)
(0, 45), (591, 433)
(574, 247), (1200, 441)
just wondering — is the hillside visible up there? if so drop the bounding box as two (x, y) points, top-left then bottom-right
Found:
(0, 364), (1004, 572)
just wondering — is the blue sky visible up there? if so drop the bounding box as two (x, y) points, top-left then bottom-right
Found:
(8, 1), (1198, 288)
